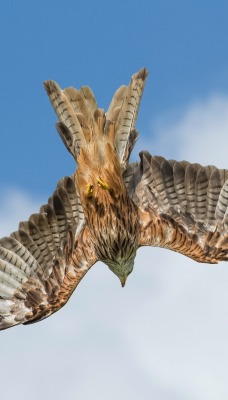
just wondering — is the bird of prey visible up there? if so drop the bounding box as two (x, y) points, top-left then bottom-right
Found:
(1, 68), (228, 331)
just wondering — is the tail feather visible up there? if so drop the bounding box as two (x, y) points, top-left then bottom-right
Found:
(56, 122), (78, 158)
(44, 80), (86, 157)
(64, 87), (94, 130)
(44, 68), (148, 166)
(80, 86), (98, 117)
(106, 85), (128, 122)
(110, 68), (148, 165)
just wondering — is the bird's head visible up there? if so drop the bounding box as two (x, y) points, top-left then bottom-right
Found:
(106, 256), (135, 287)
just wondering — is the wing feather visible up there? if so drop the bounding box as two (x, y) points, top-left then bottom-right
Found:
(39, 204), (61, 249)
(195, 168), (208, 220)
(216, 180), (228, 222)
(173, 162), (186, 209)
(0, 175), (97, 330)
(185, 164), (198, 215)
(205, 169), (222, 226)
(29, 213), (57, 255)
(125, 151), (228, 263)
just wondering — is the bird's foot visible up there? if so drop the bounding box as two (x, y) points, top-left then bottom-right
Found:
(86, 183), (94, 197)
(97, 178), (113, 194)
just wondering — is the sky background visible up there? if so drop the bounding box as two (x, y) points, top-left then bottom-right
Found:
(1, 1), (228, 399)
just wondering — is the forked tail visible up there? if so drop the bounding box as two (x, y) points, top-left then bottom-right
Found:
(44, 68), (148, 167)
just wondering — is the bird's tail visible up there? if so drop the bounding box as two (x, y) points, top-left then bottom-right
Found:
(44, 68), (148, 167)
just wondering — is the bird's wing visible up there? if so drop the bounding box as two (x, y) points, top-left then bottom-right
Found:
(124, 151), (228, 263)
(0, 175), (97, 330)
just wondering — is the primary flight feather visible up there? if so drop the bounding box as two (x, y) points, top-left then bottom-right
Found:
(1, 68), (228, 330)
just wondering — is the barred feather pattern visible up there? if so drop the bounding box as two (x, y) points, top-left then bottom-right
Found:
(124, 151), (228, 263)
(44, 81), (89, 157)
(0, 176), (96, 330)
(45, 69), (148, 168)
(3, 67), (228, 331)
(107, 68), (148, 166)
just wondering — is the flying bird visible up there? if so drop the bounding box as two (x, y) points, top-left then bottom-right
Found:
(1, 68), (228, 330)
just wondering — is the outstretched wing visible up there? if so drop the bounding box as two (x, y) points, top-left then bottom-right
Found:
(124, 151), (228, 263)
(0, 175), (97, 330)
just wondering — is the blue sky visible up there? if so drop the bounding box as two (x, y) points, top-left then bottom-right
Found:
(1, 1), (228, 194)
(1, 2), (228, 400)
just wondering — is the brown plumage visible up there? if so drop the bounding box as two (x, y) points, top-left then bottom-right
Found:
(1, 68), (228, 330)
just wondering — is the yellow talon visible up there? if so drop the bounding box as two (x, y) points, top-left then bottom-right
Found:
(86, 184), (94, 197)
(97, 178), (111, 191)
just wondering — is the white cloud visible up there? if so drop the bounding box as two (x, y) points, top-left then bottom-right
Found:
(1, 94), (228, 400)
(145, 94), (228, 168)
(0, 187), (43, 236)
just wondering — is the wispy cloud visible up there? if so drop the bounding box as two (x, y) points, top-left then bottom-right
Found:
(0, 187), (43, 236)
(1, 94), (228, 399)
(145, 94), (228, 167)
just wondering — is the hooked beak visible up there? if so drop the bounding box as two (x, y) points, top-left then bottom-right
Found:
(120, 276), (127, 287)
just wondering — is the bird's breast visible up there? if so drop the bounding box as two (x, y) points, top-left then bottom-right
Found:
(84, 190), (139, 264)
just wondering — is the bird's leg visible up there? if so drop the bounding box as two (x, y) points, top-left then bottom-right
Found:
(86, 183), (94, 197)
